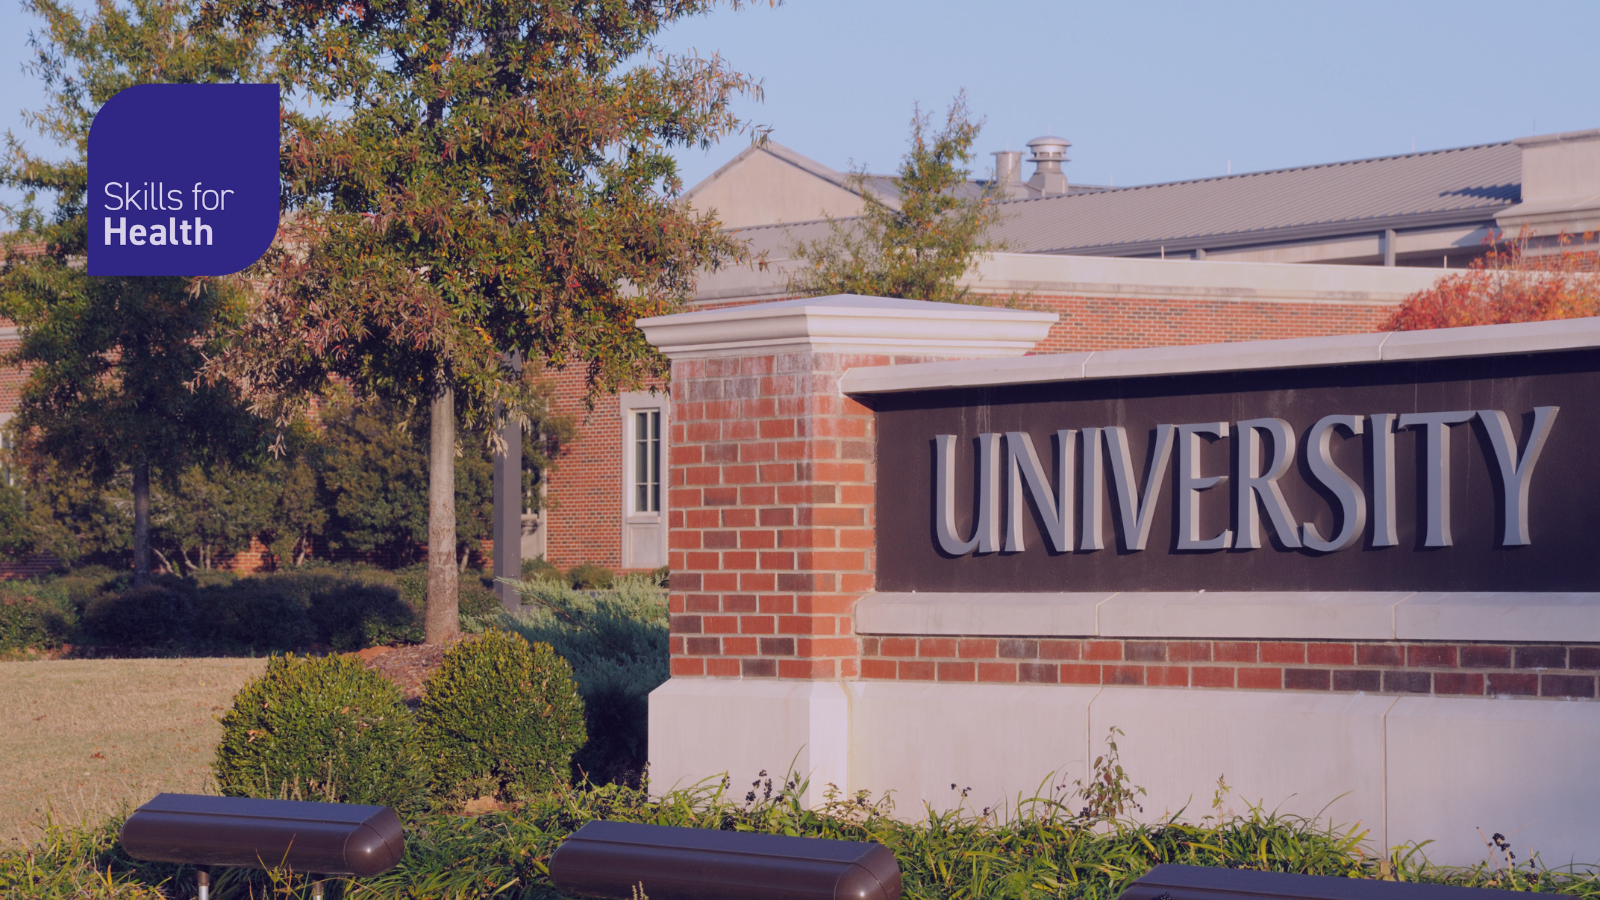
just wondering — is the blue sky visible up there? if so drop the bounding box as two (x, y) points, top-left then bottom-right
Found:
(3, 0), (1598, 210)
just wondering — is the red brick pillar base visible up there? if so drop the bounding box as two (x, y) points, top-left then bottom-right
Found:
(636, 296), (1055, 797)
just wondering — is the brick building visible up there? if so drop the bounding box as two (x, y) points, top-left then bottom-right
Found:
(537, 128), (1600, 574)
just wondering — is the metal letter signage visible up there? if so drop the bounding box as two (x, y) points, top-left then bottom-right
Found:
(873, 351), (1599, 592)
(88, 84), (280, 276)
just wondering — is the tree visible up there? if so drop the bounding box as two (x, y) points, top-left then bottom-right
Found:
(1381, 229), (1600, 331)
(205, 0), (759, 641)
(310, 391), (568, 570)
(786, 92), (1006, 304)
(0, 0), (270, 583)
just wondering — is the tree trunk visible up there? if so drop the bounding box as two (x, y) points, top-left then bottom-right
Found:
(425, 377), (459, 644)
(133, 460), (151, 586)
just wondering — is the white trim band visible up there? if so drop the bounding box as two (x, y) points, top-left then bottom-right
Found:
(638, 294), (1058, 360)
(856, 591), (1600, 643)
(840, 316), (1600, 394)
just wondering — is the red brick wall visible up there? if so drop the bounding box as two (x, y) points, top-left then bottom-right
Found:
(859, 635), (1599, 700)
(665, 350), (896, 679)
(1015, 293), (1395, 353)
(543, 367), (669, 572)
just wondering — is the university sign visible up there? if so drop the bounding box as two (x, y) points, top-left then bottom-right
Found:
(635, 295), (1600, 869)
(875, 349), (1599, 592)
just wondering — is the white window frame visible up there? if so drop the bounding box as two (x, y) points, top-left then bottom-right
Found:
(619, 391), (668, 569)
(0, 413), (14, 488)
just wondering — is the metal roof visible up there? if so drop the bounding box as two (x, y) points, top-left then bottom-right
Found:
(729, 141), (1521, 259)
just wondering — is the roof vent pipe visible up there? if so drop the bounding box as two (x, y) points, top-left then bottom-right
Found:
(1026, 135), (1071, 195)
(991, 150), (1025, 199)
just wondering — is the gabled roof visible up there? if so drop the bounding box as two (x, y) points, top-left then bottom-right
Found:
(726, 141), (1522, 260)
(683, 139), (905, 210)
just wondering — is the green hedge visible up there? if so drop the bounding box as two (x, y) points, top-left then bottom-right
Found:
(0, 563), (506, 655)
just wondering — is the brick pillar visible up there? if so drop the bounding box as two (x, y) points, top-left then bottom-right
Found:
(636, 295), (1056, 796)
(666, 349), (880, 681)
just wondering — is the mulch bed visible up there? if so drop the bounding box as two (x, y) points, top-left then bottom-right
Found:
(353, 640), (460, 703)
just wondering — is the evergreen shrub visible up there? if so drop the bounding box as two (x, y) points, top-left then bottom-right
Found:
(195, 579), (316, 651)
(565, 562), (614, 589)
(417, 630), (586, 803)
(504, 574), (668, 785)
(393, 563), (500, 619)
(301, 576), (420, 650)
(521, 555), (561, 582)
(82, 579), (196, 647)
(214, 653), (429, 812)
(0, 593), (73, 653)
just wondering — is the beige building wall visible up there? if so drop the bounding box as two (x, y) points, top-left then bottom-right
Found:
(683, 143), (872, 229)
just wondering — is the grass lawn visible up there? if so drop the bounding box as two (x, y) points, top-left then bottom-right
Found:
(0, 657), (267, 846)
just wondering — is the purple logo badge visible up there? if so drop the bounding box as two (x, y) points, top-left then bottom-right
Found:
(88, 83), (279, 276)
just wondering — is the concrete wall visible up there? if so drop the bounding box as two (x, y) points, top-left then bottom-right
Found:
(651, 678), (1600, 866)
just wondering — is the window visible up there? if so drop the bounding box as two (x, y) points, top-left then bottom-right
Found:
(620, 393), (668, 569)
(633, 409), (661, 513)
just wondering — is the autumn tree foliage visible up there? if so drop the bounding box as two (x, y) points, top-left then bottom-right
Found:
(0, 0), (270, 584)
(786, 92), (1006, 304)
(1381, 230), (1600, 331)
(202, 0), (761, 641)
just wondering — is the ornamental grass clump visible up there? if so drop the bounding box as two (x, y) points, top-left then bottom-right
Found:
(213, 653), (430, 813)
(417, 629), (587, 804)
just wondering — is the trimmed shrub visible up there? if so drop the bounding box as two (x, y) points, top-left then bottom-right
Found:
(81, 579), (196, 647)
(394, 563), (500, 620)
(505, 574), (668, 786)
(304, 578), (420, 650)
(195, 579), (316, 651)
(417, 630), (586, 803)
(565, 562), (614, 590)
(459, 572), (501, 617)
(214, 653), (429, 813)
(0, 592), (74, 653)
(521, 556), (561, 582)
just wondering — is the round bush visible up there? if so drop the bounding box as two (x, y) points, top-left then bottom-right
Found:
(82, 581), (195, 647)
(195, 580), (315, 651)
(459, 573), (501, 617)
(565, 562), (614, 590)
(521, 556), (561, 582)
(305, 579), (420, 650)
(213, 653), (430, 813)
(417, 630), (587, 803)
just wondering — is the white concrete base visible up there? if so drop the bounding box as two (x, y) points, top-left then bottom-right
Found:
(1090, 688), (1392, 846)
(648, 678), (1600, 867)
(1385, 696), (1600, 866)
(647, 678), (849, 805)
(848, 682), (1098, 818)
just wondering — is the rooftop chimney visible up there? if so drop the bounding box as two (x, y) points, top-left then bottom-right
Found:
(1025, 135), (1071, 196)
(992, 150), (1026, 199)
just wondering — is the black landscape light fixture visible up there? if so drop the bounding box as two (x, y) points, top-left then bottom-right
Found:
(120, 793), (405, 899)
(550, 819), (902, 900)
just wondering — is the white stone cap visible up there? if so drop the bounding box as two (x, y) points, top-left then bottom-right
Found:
(858, 591), (1600, 643)
(637, 294), (1058, 360)
(841, 315), (1600, 394)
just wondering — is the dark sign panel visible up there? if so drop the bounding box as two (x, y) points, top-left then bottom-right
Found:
(871, 349), (1600, 592)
